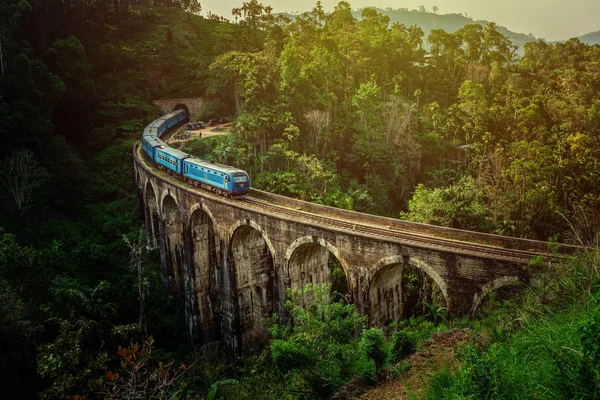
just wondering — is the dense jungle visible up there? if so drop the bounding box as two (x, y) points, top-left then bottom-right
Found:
(0, 0), (599, 398)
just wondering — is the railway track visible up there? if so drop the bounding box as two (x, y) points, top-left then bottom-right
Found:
(136, 143), (554, 264)
(240, 197), (547, 263)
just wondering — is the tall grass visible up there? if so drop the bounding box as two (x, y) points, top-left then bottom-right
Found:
(424, 248), (600, 399)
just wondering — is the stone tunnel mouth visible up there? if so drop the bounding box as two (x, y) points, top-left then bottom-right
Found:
(287, 242), (349, 301)
(174, 103), (190, 115)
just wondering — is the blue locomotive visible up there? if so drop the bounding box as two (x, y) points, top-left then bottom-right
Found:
(141, 109), (250, 197)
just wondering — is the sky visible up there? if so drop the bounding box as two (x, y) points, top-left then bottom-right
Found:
(199, 0), (600, 41)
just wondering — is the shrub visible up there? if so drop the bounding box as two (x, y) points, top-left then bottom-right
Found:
(359, 328), (387, 372)
(580, 292), (600, 384)
(390, 329), (417, 363)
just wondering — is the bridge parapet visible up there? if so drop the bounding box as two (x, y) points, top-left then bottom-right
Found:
(249, 188), (572, 253)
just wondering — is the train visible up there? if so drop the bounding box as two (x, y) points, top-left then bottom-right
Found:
(141, 108), (251, 198)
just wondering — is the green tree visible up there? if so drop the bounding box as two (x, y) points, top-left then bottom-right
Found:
(45, 36), (97, 145)
(269, 284), (366, 397)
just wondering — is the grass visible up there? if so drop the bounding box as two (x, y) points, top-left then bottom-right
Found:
(422, 249), (600, 400)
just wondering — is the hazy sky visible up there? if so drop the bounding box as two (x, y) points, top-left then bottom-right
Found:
(200, 0), (600, 41)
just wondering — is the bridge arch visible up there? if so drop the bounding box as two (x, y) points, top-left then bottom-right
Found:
(284, 236), (350, 294)
(144, 180), (158, 206)
(230, 219), (276, 353)
(135, 169), (142, 190)
(189, 203), (219, 236)
(229, 219), (276, 261)
(144, 181), (160, 248)
(188, 203), (219, 344)
(369, 255), (448, 327)
(162, 193), (184, 297)
(160, 189), (180, 216)
(471, 276), (521, 316)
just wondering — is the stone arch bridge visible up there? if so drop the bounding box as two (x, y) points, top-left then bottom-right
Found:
(134, 144), (559, 355)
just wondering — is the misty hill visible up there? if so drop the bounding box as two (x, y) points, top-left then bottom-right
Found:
(354, 8), (537, 52)
(579, 30), (600, 45)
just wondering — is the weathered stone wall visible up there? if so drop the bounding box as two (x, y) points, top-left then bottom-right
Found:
(134, 145), (538, 355)
(369, 262), (404, 327)
(231, 225), (274, 353)
(288, 243), (331, 291)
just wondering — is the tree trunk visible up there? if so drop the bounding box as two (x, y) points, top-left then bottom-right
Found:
(0, 38), (4, 80)
(138, 261), (147, 337)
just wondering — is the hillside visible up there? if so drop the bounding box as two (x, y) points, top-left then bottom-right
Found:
(580, 30), (600, 45)
(87, 8), (226, 105)
(280, 7), (538, 53)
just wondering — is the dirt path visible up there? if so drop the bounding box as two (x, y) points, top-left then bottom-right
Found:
(357, 328), (471, 400)
(166, 122), (232, 148)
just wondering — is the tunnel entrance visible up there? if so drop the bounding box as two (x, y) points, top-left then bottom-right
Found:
(162, 195), (184, 297)
(190, 208), (219, 345)
(230, 224), (275, 353)
(287, 242), (349, 299)
(174, 103), (190, 116)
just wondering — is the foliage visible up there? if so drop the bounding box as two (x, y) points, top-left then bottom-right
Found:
(401, 176), (493, 232)
(97, 338), (187, 399)
(198, 3), (600, 241)
(359, 328), (388, 374)
(45, 36), (97, 145)
(37, 320), (110, 399)
(390, 329), (417, 363)
(267, 284), (366, 398)
(3, 0), (600, 397)
(580, 291), (600, 384)
(423, 250), (600, 399)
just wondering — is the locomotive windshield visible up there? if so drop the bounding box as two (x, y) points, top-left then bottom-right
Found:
(233, 173), (248, 183)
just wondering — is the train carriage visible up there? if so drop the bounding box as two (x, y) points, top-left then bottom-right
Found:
(154, 146), (188, 174)
(143, 126), (158, 137)
(142, 136), (166, 159)
(183, 158), (250, 197)
(152, 119), (168, 137)
(142, 108), (250, 197)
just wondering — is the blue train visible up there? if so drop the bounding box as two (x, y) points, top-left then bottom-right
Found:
(141, 109), (251, 198)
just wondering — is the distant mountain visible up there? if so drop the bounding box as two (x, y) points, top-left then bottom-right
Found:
(579, 30), (600, 45)
(351, 8), (538, 53)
